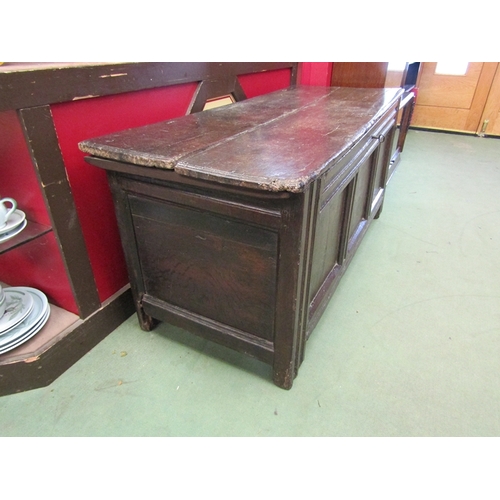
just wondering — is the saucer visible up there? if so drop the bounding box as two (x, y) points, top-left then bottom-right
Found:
(0, 287), (50, 354)
(0, 288), (34, 334)
(0, 219), (28, 244)
(0, 210), (26, 235)
(0, 307), (50, 355)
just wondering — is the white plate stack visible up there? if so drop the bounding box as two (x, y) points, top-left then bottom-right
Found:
(0, 286), (51, 355)
(0, 209), (27, 244)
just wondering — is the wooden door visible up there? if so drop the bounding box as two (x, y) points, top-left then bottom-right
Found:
(330, 62), (389, 88)
(478, 64), (500, 136)
(411, 62), (498, 133)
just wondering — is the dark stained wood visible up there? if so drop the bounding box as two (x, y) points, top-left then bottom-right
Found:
(330, 62), (419, 177)
(80, 86), (403, 389)
(132, 195), (278, 340)
(271, 188), (316, 388)
(0, 62), (298, 112)
(18, 105), (100, 318)
(331, 62), (389, 88)
(106, 172), (158, 332)
(397, 92), (416, 154)
(80, 86), (402, 193)
(386, 92), (416, 182)
(306, 112), (397, 335)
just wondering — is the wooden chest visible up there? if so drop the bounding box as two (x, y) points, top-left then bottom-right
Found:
(80, 85), (403, 389)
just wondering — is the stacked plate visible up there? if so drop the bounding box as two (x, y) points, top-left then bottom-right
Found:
(0, 209), (27, 244)
(0, 286), (50, 355)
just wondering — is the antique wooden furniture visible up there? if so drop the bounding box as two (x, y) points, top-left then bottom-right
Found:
(0, 62), (297, 395)
(80, 85), (403, 389)
(330, 62), (420, 178)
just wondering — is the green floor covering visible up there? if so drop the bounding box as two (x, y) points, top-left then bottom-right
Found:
(1, 129), (500, 437)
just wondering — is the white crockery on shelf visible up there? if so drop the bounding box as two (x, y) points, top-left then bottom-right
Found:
(0, 307), (50, 354)
(0, 219), (28, 244)
(0, 288), (34, 334)
(0, 286), (50, 355)
(0, 209), (26, 236)
(0, 198), (17, 229)
(0, 284), (5, 317)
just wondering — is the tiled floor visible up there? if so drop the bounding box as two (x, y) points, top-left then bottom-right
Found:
(1, 129), (500, 437)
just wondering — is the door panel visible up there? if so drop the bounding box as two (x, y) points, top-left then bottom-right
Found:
(416, 62), (482, 108)
(478, 64), (500, 136)
(412, 62), (498, 133)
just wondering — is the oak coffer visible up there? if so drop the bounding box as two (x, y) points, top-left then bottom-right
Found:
(79, 85), (403, 389)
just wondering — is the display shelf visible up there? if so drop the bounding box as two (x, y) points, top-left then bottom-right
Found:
(0, 220), (52, 255)
(0, 283), (134, 396)
(0, 282), (79, 364)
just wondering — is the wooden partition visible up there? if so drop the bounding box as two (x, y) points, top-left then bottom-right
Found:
(0, 62), (299, 395)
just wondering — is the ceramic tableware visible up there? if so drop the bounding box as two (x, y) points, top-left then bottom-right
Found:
(0, 288), (34, 334)
(0, 219), (28, 245)
(0, 287), (50, 354)
(0, 305), (50, 354)
(0, 209), (26, 236)
(0, 284), (5, 318)
(0, 198), (17, 229)
(0, 311), (50, 354)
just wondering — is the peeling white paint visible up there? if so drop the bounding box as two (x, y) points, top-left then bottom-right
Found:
(99, 73), (128, 78)
(72, 95), (98, 101)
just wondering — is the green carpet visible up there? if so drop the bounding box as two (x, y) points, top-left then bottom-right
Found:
(1, 130), (500, 437)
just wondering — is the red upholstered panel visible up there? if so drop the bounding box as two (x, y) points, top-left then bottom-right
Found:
(238, 68), (293, 98)
(51, 83), (198, 303)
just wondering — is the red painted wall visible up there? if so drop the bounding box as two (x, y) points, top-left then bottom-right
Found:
(238, 68), (295, 97)
(51, 83), (199, 304)
(299, 63), (333, 86)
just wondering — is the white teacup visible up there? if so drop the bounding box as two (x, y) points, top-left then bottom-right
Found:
(0, 198), (17, 229)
